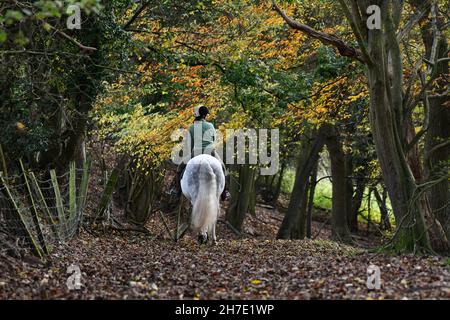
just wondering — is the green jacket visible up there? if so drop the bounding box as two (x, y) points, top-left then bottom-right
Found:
(188, 119), (216, 154)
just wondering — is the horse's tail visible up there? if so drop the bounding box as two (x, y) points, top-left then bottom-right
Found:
(191, 160), (218, 232)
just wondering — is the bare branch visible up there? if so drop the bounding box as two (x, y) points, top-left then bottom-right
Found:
(427, 2), (441, 76)
(425, 140), (450, 162)
(123, 1), (151, 31)
(338, 0), (373, 65)
(272, 0), (366, 64)
(423, 57), (450, 66)
(397, 0), (431, 42)
(44, 23), (97, 52)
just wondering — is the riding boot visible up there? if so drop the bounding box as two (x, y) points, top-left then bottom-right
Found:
(175, 169), (184, 197)
(174, 163), (186, 197)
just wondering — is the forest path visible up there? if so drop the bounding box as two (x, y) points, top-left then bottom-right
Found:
(1, 222), (449, 299)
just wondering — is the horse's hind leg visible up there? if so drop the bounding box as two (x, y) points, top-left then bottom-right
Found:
(211, 223), (217, 245)
(210, 204), (220, 245)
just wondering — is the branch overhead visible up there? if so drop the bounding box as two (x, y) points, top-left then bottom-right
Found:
(272, 0), (366, 64)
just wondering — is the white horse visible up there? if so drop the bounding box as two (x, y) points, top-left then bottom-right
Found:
(181, 154), (225, 244)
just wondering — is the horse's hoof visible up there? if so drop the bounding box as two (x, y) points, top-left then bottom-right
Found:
(197, 234), (207, 245)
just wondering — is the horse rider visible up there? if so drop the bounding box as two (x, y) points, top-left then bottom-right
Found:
(174, 105), (227, 200)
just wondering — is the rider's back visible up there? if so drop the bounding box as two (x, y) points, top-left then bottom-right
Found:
(188, 119), (216, 155)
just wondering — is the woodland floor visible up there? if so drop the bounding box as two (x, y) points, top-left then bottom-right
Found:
(1, 199), (450, 300)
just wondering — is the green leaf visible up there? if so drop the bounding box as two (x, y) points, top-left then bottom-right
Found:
(6, 10), (24, 22)
(0, 31), (7, 43)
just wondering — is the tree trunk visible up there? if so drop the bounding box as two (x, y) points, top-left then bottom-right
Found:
(226, 163), (256, 231)
(39, 18), (102, 169)
(306, 161), (318, 238)
(425, 94), (450, 246)
(271, 161), (286, 207)
(363, 2), (432, 251)
(292, 177), (310, 239)
(418, 7), (450, 248)
(373, 187), (390, 231)
(277, 126), (326, 239)
(349, 177), (366, 232)
(125, 168), (162, 226)
(325, 125), (352, 243)
(249, 173), (257, 217)
(367, 65), (430, 251)
(345, 153), (356, 232)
